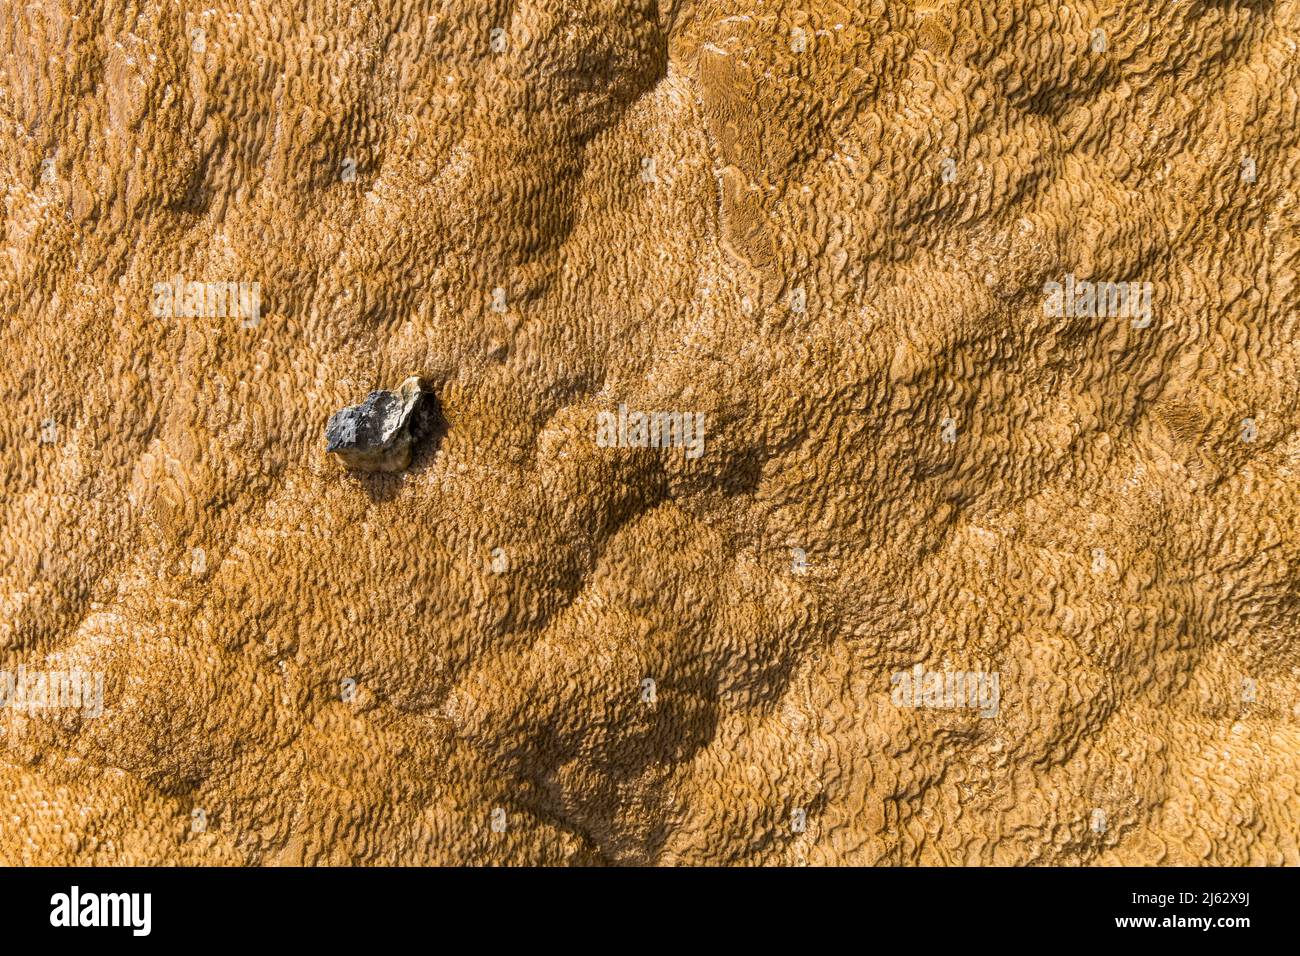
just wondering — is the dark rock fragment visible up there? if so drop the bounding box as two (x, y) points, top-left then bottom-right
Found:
(325, 376), (426, 473)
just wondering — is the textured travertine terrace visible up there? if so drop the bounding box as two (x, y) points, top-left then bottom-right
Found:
(0, 0), (1298, 865)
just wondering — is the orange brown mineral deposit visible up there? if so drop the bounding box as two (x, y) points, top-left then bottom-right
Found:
(0, 0), (1297, 865)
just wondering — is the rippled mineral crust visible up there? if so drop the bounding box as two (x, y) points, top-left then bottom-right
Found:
(0, 0), (1298, 867)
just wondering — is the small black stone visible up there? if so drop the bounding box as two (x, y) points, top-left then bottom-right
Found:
(325, 377), (425, 473)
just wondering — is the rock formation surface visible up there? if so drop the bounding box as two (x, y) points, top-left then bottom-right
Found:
(0, 0), (1297, 865)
